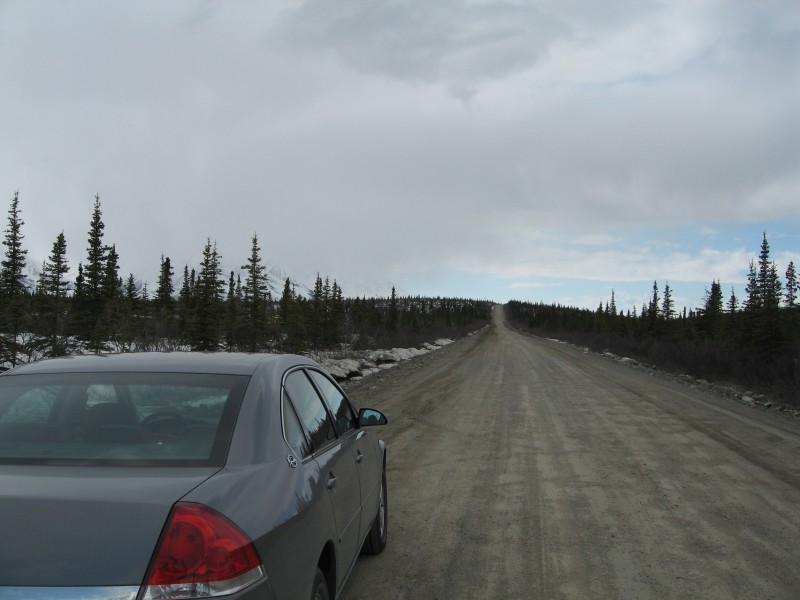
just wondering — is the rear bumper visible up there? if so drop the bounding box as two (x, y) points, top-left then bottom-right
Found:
(0, 580), (277, 600)
(0, 587), (138, 600)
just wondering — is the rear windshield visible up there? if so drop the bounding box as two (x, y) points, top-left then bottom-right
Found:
(0, 372), (249, 466)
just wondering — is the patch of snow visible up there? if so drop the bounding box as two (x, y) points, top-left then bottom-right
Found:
(320, 334), (472, 382)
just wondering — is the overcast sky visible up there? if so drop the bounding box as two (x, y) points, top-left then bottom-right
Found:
(2, 0), (799, 311)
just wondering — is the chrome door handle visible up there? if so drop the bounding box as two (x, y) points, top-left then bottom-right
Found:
(356, 450), (363, 463)
(326, 474), (337, 489)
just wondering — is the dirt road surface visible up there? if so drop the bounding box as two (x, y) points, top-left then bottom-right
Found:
(342, 306), (800, 599)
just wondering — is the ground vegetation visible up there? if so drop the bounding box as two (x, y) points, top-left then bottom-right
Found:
(506, 234), (800, 406)
(0, 193), (492, 364)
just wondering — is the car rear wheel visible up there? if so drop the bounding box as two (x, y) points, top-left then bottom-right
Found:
(362, 470), (388, 555)
(311, 567), (330, 600)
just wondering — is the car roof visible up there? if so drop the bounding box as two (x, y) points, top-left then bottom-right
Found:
(1, 352), (317, 376)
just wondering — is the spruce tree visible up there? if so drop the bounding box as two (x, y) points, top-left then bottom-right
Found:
(743, 234), (784, 351)
(113, 274), (139, 352)
(311, 274), (324, 346)
(784, 261), (800, 362)
(125, 274), (138, 303)
(193, 239), (225, 350)
(754, 233), (782, 313)
(278, 277), (306, 352)
(84, 195), (107, 300)
(102, 244), (122, 300)
(646, 281), (660, 334)
(785, 261), (798, 308)
(177, 264), (194, 341)
(76, 195), (109, 344)
(39, 232), (70, 298)
(37, 232), (70, 356)
(224, 270), (241, 350)
(700, 280), (723, 339)
(762, 260), (784, 352)
(241, 234), (271, 351)
(155, 255), (175, 309)
(662, 282), (674, 320)
(279, 277), (292, 328)
(727, 287), (738, 313)
(328, 280), (344, 346)
(1, 191), (28, 298)
(1, 191), (29, 365)
(322, 276), (334, 346)
(74, 263), (86, 300)
(388, 286), (399, 332)
(756, 233), (773, 305)
(765, 262), (783, 312)
(89, 241), (121, 353)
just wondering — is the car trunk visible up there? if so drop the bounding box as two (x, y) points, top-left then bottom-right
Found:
(0, 465), (219, 586)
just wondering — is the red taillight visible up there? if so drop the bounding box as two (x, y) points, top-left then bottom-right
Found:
(142, 502), (264, 599)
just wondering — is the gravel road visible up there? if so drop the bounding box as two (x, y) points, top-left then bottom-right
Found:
(342, 305), (800, 599)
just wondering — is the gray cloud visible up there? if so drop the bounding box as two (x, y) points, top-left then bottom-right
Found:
(0, 0), (798, 306)
(272, 0), (569, 96)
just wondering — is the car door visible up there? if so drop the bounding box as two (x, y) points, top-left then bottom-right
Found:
(307, 369), (382, 543)
(283, 369), (362, 572)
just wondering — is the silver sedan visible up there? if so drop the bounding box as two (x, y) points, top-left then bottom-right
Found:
(0, 352), (388, 600)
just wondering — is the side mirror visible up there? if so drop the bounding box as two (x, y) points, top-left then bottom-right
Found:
(357, 408), (388, 427)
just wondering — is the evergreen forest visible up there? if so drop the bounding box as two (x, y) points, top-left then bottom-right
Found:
(0, 193), (493, 366)
(4, 192), (798, 408)
(506, 233), (800, 406)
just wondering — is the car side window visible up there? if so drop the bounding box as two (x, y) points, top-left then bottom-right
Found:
(282, 396), (311, 458)
(283, 370), (336, 452)
(308, 370), (357, 436)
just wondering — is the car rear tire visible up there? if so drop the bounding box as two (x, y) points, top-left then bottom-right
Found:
(362, 470), (388, 555)
(311, 567), (330, 600)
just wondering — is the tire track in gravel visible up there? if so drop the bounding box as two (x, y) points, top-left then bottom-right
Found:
(342, 306), (800, 599)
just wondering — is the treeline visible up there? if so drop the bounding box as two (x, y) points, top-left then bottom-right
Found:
(506, 233), (800, 406)
(0, 192), (492, 365)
